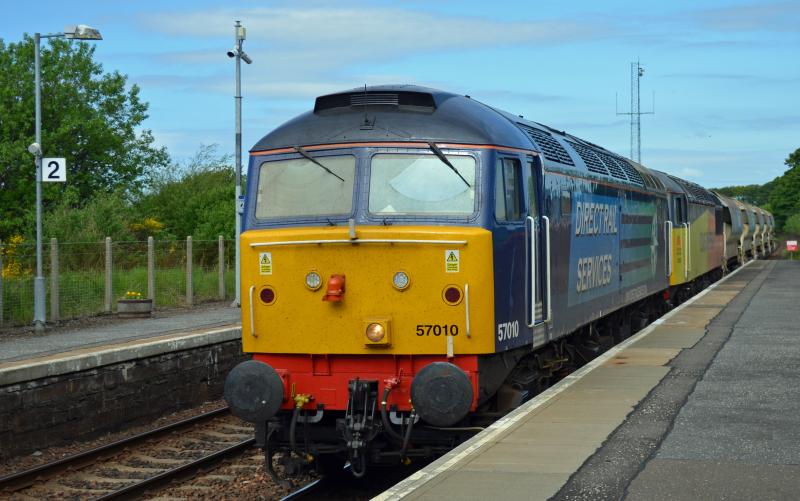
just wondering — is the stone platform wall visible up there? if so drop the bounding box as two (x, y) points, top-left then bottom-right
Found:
(0, 339), (246, 459)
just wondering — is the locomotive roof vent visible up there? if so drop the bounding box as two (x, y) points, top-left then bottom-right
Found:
(314, 91), (437, 114)
(668, 175), (718, 205)
(516, 123), (575, 166)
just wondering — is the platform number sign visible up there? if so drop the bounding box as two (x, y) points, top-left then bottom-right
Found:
(42, 158), (67, 182)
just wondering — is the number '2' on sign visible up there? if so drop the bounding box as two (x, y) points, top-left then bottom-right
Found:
(42, 158), (67, 182)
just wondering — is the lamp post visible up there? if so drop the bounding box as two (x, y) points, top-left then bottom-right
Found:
(227, 21), (252, 307)
(31, 25), (102, 332)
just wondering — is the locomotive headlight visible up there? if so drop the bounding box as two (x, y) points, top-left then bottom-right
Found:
(366, 323), (386, 343)
(392, 271), (410, 290)
(305, 271), (322, 291)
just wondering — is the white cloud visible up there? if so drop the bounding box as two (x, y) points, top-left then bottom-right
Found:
(642, 147), (788, 187)
(676, 167), (703, 178)
(144, 7), (598, 47)
(140, 6), (603, 82)
(694, 2), (800, 33)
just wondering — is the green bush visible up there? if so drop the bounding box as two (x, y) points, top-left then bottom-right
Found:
(44, 189), (136, 244)
(784, 213), (800, 236)
(138, 145), (236, 240)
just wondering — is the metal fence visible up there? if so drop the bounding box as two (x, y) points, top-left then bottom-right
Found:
(0, 237), (236, 328)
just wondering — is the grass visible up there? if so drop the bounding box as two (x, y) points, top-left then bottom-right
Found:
(0, 266), (236, 327)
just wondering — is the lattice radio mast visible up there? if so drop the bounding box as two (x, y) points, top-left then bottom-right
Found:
(616, 61), (654, 163)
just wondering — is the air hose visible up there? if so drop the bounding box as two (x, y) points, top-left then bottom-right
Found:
(380, 387), (406, 443)
(289, 407), (300, 456)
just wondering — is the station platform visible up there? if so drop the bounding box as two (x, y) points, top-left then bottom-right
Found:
(0, 304), (244, 458)
(0, 304), (240, 386)
(377, 259), (799, 500)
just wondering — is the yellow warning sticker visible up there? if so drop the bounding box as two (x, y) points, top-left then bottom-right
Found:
(259, 252), (272, 275)
(445, 249), (460, 273)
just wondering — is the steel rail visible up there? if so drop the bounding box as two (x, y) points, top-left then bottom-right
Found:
(278, 478), (323, 501)
(0, 406), (230, 494)
(95, 437), (256, 500)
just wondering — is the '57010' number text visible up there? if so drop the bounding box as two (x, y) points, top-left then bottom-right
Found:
(416, 324), (459, 336)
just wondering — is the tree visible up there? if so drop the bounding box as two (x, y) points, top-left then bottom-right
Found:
(0, 35), (169, 239)
(715, 147), (800, 232)
(785, 213), (800, 237)
(137, 145), (236, 241)
(713, 181), (775, 206)
(767, 147), (800, 231)
(43, 188), (136, 244)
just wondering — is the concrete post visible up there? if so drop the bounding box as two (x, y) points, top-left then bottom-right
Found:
(0, 239), (4, 328)
(186, 236), (193, 307)
(147, 236), (155, 307)
(105, 237), (112, 313)
(218, 235), (225, 300)
(50, 238), (59, 322)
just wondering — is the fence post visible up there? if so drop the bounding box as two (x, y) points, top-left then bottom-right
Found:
(148, 236), (155, 307)
(186, 236), (193, 307)
(0, 239), (4, 328)
(50, 238), (59, 323)
(105, 237), (112, 313)
(218, 235), (225, 300)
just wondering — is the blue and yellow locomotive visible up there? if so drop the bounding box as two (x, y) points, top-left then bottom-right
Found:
(224, 85), (771, 477)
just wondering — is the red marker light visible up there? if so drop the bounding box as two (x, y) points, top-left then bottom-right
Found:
(260, 287), (276, 304)
(323, 274), (346, 302)
(443, 286), (463, 305)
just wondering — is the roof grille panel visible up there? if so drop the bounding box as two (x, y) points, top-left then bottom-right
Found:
(638, 168), (663, 190)
(314, 91), (436, 113)
(619, 159), (646, 185)
(596, 151), (628, 181)
(350, 93), (399, 107)
(516, 124), (574, 165)
(668, 175), (717, 205)
(569, 142), (609, 176)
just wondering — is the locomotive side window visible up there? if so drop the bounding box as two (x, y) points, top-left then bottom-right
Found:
(526, 160), (540, 218)
(256, 155), (355, 218)
(368, 153), (476, 215)
(673, 197), (687, 223)
(494, 158), (522, 221)
(560, 190), (571, 218)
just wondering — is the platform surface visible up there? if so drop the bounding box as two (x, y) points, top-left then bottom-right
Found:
(377, 259), (798, 500)
(0, 305), (241, 385)
(0, 305), (239, 364)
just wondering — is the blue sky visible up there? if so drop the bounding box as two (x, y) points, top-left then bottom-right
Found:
(1, 0), (798, 188)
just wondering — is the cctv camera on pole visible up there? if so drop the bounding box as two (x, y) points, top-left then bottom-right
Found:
(230, 21), (251, 308)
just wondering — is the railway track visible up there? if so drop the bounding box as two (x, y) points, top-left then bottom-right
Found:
(278, 463), (432, 501)
(0, 406), (256, 499)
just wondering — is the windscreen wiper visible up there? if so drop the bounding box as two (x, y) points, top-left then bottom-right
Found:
(294, 146), (345, 182)
(427, 142), (471, 188)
